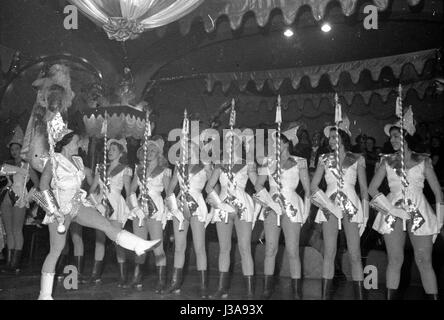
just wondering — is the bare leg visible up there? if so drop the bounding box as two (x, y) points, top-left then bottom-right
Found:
(111, 220), (126, 263)
(42, 218), (72, 273)
(1, 197), (14, 250)
(408, 230), (437, 294)
(383, 219), (406, 289)
(263, 212), (281, 276)
(172, 217), (190, 268)
(233, 216), (253, 276)
(132, 218), (148, 264)
(11, 206), (26, 250)
(342, 217), (363, 281)
(69, 222), (84, 257)
(322, 216), (339, 279)
(216, 218), (234, 272)
(190, 216), (207, 271)
(281, 214), (302, 279)
(74, 207), (119, 241)
(94, 230), (106, 261)
(147, 218), (166, 266)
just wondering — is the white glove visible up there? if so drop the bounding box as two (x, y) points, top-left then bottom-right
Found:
(127, 193), (145, 227)
(359, 199), (369, 237)
(207, 190), (235, 213)
(166, 194), (185, 230)
(253, 188), (282, 217)
(437, 202), (444, 230)
(311, 189), (342, 220)
(303, 196), (311, 225)
(88, 193), (106, 216)
(370, 193), (410, 220)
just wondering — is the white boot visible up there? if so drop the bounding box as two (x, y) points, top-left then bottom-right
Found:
(38, 272), (55, 300)
(116, 230), (161, 256)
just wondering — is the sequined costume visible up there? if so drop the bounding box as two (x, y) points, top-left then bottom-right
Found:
(135, 164), (171, 228)
(168, 165), (208, 223)
(104, 166), (133, 226)
(2, 160), (32, 209)
(211, 164), (255, 223)
(260, 156), (308, 224)
(314, 152), (365, 224)
(42, 153), (93, 225)
(372, 153), (438, 236)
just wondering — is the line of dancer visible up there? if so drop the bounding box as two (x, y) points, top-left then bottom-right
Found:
(1, 91), (442, 300)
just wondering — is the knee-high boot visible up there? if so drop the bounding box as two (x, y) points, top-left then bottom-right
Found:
(129, 263), (144, 290)
(262, 275), (274, 300)
(210, 272), (229, 299)
(291, 278), (302, 300)
(154, 265), (167, 294)
(321, 278), (334, 300)
(38, 272), (55, 300)
(55, 254), (68, 281)
(74, 256), (87, 284)
(9, 249), (22, 274)
(386, 288), (400, 300)
(89, 260), (104, 284)
(199, 270), (208, 299)
(117, 262), (128, 288)
(165, 267), (183, 294)
(115, 230), (161, 256)
(353, 281), (364, 300)
(244, 275), (254, 300)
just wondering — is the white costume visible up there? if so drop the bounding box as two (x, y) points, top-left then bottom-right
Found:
(211, 164), (255, 223)
(135, 164), (171, 228)
(103, 166), (133, 226)
(372, 153), (439, 236)
(314, 152), (365, 225)
(260, 156), (309, 224)
(43, 153), (93, 225)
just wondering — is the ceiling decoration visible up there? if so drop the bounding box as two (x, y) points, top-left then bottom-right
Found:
(204, 49), (437, 92)
(69, 0), (204, 41)
(175, 0), (422, 35)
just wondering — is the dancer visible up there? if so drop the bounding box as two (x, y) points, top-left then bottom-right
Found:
(35, 113), (160, 300)
(165, 139), (211, 297)
(254, 123), (311, 300)
(311, 100), (368, 300)
(0, 126), (39, 274)
(369, 105), (442, 300)
(205, 105), (258, 299)
(88, 138), (132, 285)
(127, 135), (171, 291)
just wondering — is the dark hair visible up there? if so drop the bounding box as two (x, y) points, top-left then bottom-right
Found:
(366, 136), (376, 145)
(8, 142), (22, 149)
(110, 141), (128, 165)
(388, 126), (418, 152)
(274, 131), (295, 155)
(55, 131), (77, 153)
(330, 128), (352, 152)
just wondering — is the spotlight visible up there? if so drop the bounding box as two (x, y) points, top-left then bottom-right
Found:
(321, 23), (332, 33)
(283, 28), (294, 37)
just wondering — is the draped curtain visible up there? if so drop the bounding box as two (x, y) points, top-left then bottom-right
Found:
(69, 0), (204, 41)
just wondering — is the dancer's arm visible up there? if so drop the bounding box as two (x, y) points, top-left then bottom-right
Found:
(247, 162), (258, 186)
(368, 160), (387, 198)
(129, 170), (139, 195)
(205, 166), (221, 194)
(123, 167), (132, 200)
(39, 161), (52, 191)
(88, 173), (100, 195)
(310, 158), (325, 194)
(166, 166), (178, 197)
(299, 160), (311, 198)
(424, 157), (443, 204)
(29, 166), (40, 188)
(162, 168), (172, 191)
(84, 167), (94, 186)
(357, 156), (368, 201)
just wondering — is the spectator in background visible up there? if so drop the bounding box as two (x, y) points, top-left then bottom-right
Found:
(430, 135), (443, 183)
(352, 134), (367, 154)
(294, 129), (311, 162)
(416, 122), (431, 153)
(364, 136), (378, 182)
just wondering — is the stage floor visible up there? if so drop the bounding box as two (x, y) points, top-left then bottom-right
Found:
(0, 266), (431, 300)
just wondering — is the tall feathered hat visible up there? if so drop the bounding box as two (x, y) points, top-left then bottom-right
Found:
(7, 125), (24, 148)
(48, 112), (73, 144)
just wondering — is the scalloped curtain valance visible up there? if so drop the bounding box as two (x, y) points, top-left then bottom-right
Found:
(204, 49), (437, 92)
(175, 0), (422, 35)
